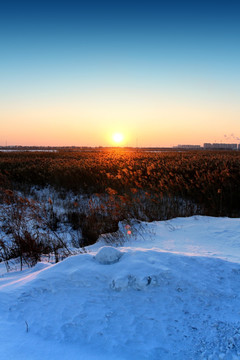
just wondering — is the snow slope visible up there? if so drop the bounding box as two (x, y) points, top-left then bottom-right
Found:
(1, 216), (240, 359)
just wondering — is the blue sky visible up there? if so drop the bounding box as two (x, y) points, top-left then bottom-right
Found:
(1, 0), (240, 146)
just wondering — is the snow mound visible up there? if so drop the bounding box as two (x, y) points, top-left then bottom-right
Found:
(95, 246), (123, 265)
(1, 216), (240, 359)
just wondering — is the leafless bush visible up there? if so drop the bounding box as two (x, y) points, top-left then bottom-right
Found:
(0, 189), (71, 270)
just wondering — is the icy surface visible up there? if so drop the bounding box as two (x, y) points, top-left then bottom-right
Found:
(1, 216), (240, 359)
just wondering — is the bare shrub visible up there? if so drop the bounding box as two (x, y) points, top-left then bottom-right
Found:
(0, 188), (71, 270)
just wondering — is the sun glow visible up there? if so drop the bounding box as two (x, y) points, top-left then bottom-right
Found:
(112, 133), (124, 144)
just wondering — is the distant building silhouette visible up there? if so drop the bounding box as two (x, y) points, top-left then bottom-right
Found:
(203, 143), (237, 150)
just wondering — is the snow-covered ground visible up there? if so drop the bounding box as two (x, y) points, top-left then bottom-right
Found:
(1, 216), (240, 359)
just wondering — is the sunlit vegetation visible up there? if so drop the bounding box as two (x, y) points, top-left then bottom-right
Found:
(1, 149), (240, 215)
(0, 149), (240, 268)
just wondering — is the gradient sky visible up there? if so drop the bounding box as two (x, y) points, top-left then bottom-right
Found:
(1, 0), (240, 146)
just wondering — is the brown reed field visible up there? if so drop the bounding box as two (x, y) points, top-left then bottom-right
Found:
(0, 148), (240, 265)
(1, 148), (240, 217)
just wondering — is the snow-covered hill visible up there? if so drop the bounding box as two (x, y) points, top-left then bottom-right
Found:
(1, 216), (240, 359)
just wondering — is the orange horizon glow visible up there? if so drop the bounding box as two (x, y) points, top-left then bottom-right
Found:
(1, 90), (239, 147)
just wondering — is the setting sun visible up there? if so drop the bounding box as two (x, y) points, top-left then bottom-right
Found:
(112, 133), (124, 144)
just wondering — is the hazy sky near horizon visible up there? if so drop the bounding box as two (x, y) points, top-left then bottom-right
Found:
(1, 0), (240, 146)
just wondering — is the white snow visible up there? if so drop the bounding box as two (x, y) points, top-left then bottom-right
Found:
(1, 216), (240, 359)
(94, 246), (123, 265)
